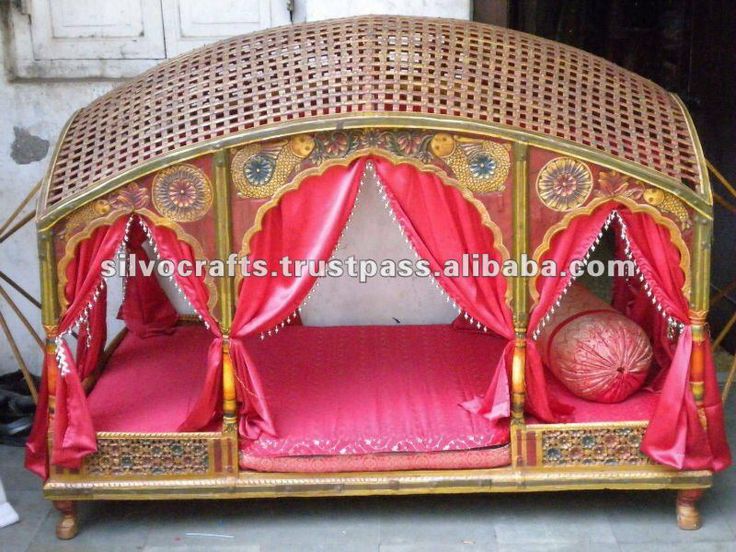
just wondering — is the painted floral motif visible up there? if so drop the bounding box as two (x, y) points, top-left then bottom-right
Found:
(232, 136), (315, 198)
(111, 182), (150, 211)
(389, 131), (434, 161)
(541, 427), (650, 467)
(468, 153), (498, 179)
(244, 154), (275, 186)
(152, 164), (212, 222)
(320, 131), (352, 156)
(596, 170), (643, 200)
(536, 157), (594, 211)
(232, 129), (511, 199)
(61, 182), (151, 239)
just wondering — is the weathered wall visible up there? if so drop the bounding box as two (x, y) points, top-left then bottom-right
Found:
(0, 31), (116, 376)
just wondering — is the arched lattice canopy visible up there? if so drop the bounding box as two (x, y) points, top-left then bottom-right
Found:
(38, 15), (709, 224)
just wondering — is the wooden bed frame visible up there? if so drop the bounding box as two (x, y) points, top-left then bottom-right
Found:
(33, 16), (719, 539)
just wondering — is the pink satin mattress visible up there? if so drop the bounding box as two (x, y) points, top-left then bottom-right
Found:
(240, 325), (510, 462)
(87, 324), (212, 432)
(527, 373), (658, 424)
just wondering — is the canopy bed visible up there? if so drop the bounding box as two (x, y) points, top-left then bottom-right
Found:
(26, 16), (729, 539)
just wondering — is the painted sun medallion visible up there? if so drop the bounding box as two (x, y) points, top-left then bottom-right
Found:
(152, 164), (213, 222)
(536, 157), (593, 211)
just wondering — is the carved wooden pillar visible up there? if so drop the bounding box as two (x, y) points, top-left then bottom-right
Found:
(213, 149), (237, 431)
(689, 212), (712, 430)
(39, 228), (60, 467)
(510, 141), (529, 466)
(689, 312), (708, 429)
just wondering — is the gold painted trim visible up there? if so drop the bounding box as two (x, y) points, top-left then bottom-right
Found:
(37, 114), (712, 230)
(212, 150), (235, 332)
(38, 229), (60, 326)
(94, 431), (222, 439)
(528, 196), (692, 305)
(510, 142), (529, 456)
(527, 420), (649, 432)
(43, 467), (712, 501)
(689, 215), (712, 313)
(235, 150), (511, 303)
(511, 142), (530, 325)
(56, 208), (218, 314)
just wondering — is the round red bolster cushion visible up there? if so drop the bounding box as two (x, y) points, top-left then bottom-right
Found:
(536, 284), (653, 403)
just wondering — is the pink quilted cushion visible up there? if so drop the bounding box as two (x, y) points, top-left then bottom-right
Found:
(537, 284), (652, 403)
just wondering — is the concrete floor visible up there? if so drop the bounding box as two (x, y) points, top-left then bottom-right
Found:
(1, 391), (734, 551)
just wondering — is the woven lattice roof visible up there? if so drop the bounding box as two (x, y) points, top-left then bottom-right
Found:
(41, 15), (705, 219)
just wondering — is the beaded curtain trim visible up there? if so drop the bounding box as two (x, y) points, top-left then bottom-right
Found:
(42, 16), (701, 212)
(56, 216), (211, 377)
(531, 209), (684, 341)
(259, 162), (491, 339)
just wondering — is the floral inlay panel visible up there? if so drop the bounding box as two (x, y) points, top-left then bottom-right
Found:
(84, 437), (211, 476)
(230, 129), (511, 199)
(540, 426), (651, 467)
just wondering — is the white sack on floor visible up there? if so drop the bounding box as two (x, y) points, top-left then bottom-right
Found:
(0, 475), (19, 528)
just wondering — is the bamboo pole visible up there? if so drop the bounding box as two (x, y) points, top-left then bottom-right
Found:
(0, 211), (35, 244)
(0, 270), (41, 309)
(713, 310), (736, 350)
(707, 159), (736, 200)
(0, 180), (41, 237)
(713, 192), (736, 215)
(0, 305), (37, 402)
(722, 355), (736, 403)
(0, 282), (43, 348)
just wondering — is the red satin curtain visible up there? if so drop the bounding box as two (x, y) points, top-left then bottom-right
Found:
(26, 216), (131, 477)
(534, 201), (730, 472)
(183, 159), (368, 440)
(143, 219), (224, 432)
(371, 158), (513, 437)
(117, 221), (178, 337)
(528, 204), (620, 421)
(618, 211), (731, 472)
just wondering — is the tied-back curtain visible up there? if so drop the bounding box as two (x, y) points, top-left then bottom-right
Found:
(142, 219), (224, 432)
(373, 157), (571, 426)
(26, 216), (132, 478)
(371, 158), (514, 437)
(619, 211), (731, 472)
(117, 221), (178, 337)
(190, 159), (368, 440)
(528, 203), (623, 421)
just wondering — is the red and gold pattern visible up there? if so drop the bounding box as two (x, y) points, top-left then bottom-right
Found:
(643, 188), (692, 229)
(152, 164), (213, 222)
(539, 426), (651, 467)
(536, 157), (594, 211)
(60, 182), (150, 239)
(231, 129), (511, 199)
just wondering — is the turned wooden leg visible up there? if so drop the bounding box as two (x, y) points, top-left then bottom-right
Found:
(53, 500), (79, 540)
(676, 489), (704, 530)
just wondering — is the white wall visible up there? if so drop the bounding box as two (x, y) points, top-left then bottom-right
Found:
(0, 50), (115, 376)
(0, 1), (470, 375)
(294, 0), (471, 22)
(301, 167), (457, 327)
